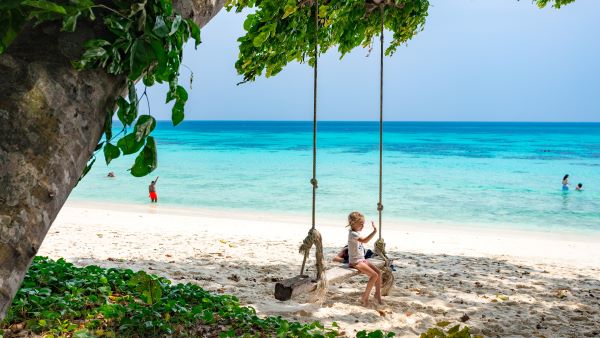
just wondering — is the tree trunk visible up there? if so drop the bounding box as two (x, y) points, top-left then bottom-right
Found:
(0, 0), (225, 320)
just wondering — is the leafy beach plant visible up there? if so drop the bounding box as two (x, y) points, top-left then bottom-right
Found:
(1, 256), (393, 337)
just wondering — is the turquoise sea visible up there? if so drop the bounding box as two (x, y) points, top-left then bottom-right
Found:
(72, 121), (600, 234)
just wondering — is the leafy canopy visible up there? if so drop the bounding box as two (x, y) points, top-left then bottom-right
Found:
(228, 0), (576, 83)
(535, 0), (576, 8)
(227, 0), (430, 83)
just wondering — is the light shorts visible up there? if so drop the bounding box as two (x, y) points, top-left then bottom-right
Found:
(349, 259), (367, 268)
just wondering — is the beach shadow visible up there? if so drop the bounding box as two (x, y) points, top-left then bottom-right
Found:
(68, 248), (600, 337)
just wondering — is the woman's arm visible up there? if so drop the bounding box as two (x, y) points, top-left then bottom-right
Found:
(358, 221), (377, 243)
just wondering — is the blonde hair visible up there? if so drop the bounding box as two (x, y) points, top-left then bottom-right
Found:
(347, 211), (365, 230)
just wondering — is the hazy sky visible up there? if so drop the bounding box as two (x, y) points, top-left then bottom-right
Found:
(143, 0), (600, 122)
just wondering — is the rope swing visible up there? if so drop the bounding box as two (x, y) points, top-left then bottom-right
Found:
(298, 0), (328, 303)
(373, 5), (395, 296)
(276, 1), (394, 303)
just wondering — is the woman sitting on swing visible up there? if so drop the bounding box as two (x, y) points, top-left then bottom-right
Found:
(346, 211), (383, 306)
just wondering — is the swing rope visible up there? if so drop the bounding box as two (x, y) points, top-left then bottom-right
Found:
(298, 0), (327, 303)
(373, 4), (395, 296)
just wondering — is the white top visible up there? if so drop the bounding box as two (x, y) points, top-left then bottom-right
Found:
(348, 230), (365, 264)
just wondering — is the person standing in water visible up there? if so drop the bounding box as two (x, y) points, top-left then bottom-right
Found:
(149, 176), (159, 202)
(562, 174), (569, 191)
(576, 183), (583, 191)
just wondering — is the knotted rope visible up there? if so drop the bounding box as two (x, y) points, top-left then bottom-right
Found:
(374, 238), (393, 295)
(299, 228), (328, 303)
(376, 5), (395, 295)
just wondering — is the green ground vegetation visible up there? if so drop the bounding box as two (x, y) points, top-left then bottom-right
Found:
(0, 257), (481, 337)
(0, 257), (398, 337)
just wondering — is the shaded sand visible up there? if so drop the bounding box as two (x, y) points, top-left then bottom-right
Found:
(38, 201), (600, 337)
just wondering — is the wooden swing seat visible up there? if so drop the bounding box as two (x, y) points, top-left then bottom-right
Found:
(274, 258), (386, 301)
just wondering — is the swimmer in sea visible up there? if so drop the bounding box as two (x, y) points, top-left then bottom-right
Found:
(562, 174), (569, 191)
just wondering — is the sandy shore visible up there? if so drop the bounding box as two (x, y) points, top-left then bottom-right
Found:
(38, 201), (600, 337)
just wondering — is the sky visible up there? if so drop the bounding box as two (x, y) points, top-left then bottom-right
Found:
(143, 0), (600, 122)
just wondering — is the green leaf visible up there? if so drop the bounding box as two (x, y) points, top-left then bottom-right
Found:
(252, 31), (269, 47)
(282, 4), (297, 19)
(171, 101), (184, 126)
(84, 39), (111, 48)
(117, 133), (145, 155)
(169, 15), (182, 35)
(128, 82), (138, 114)
(82, 46), (107, 59)
(202, 310), (214, 324)
(104, 15), (129, 35)
(188, 20), (201, 48)
(116, 101), (137, 128)
(0, 9), (26, 54)
(447, 325), (460, 334)
(149, 38), (167, 75)
(21, 0), (67, 14)
(152, 16), (169, 37)
(103, 142), (121, 165)
(165, 89), (175, 103)
(134, 115), (156, 142)
(243, 14), (257, 31)
(142, 74), (155, 86)
(78, 157), (96, 182)
(130, 136), (157, 177)
(129, 39), (153, 80)
(61, 13), (80, 32)
(175, 85), (188, 102)
(158, 0), (172, 16)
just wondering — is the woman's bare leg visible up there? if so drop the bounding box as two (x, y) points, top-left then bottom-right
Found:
(366, 261), (383, 304)
(354, 262), (379, 306)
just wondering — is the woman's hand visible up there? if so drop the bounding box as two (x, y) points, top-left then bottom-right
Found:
(371, 221), (377, 232)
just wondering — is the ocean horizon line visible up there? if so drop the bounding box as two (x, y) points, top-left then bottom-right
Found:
(114, 119), (600, 124)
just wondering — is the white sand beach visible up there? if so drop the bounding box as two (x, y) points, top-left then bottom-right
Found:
(38, 201), (600, 337)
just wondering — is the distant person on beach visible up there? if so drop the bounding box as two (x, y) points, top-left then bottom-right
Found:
(576, 183), (583, 191)
(562, 174), (569, 191)
(149, 176), (159, 202)
(107, 171), (115, 178)
(347, 211), (382, 306)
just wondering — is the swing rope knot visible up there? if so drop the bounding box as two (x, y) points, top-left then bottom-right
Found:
(374, 238), (394, 296)
(298, 228), (328, 303)
(310, 178), (318, 188)
(377, 203), (384, 211)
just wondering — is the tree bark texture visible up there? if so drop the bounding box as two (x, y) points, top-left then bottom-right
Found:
(0, 0), (225, 320)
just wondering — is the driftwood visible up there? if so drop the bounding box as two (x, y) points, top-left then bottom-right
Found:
(274, 259), (386, 301)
